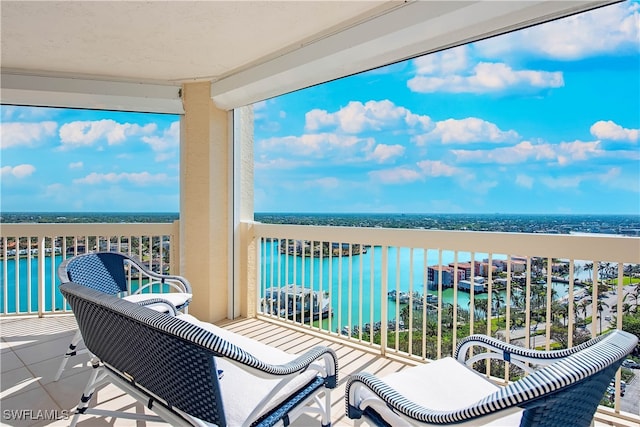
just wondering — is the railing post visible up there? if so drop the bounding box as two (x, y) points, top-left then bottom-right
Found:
(37, 236), (45, 317)
(380, 246), (388, 356)
(171, 220), (180, 276)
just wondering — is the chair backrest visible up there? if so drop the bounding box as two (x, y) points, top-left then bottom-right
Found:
(58, 252), (131, 294)
(462, 331), (636, 427)
(59, 281), (227, 425)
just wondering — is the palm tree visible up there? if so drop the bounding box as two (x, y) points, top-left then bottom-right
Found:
(584, 262), (593, 283)
(548, 301), (565, 325)
(577, 300), (589, 321)
(596, 299), (609, 333)
(572, 301), (581, 323)
(444, 303), (456, 329)
(611, 293), (637, 316)
(469, 298), (488, 322)
(492, 292), (505, 324)
(574, 264), (582, 282)
(400, 304), (411, 329)
(531, 257), (545, 280)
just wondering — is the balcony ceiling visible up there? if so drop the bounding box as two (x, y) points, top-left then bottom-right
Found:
(1, 0), (618, 113)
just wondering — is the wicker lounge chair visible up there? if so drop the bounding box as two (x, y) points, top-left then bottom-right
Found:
(346, 330), (637, 426)
(59, 281), (338, 427)
(54, 251), (192, 381)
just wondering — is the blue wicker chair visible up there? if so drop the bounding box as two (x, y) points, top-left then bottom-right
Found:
(346, 330), (637, 426)
(59, 282), (338, 427)
(54, 251), (192, 381)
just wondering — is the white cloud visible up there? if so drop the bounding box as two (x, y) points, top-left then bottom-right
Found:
(413, 45), (468, 75)
(557, 140), (603, 162)
(69, 161), (83, 169)
(405, 112), (432, 129)
(255, 157), (312, 170)
(590, 120), (639, 142)
(368, 144), (405, 163)
(73, 171), (174, 186)
(368, 167), (423, 184)
(408, 62), (563, 94)
(416, 160), (460, 177)
(476, 2), (639, 60)
(538, 166), (638, 193)
(306, 177), (340, 189)
(598, 167), (640, 192)
(452, 140), (601, 165)
(414, 117), (519, 145)
(540, 175), (583, 189)
(1, 106), (56, 121)
(258, 133), (379, 164)
(0, 122), (57, 149)
(463, 178), (498, 195)
(59, 119), (156, 148)
(141, 121), (179, 161)
(305, 109), (337, 131)
(515, 174), (534, 189)
(1, 164), (36, 178)
(367, 159), (469, 186)
(305, 100), (431, 134)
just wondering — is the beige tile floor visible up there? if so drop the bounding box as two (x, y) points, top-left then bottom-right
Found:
(1, 315), (637, 427)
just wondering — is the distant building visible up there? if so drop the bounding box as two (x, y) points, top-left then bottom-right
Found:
(494, 258), (526, 273)
(427, 265), (464, 289)
(458, 277), (486, 293)
(478, 262), (498, 277)
(451, 262), (472, 280)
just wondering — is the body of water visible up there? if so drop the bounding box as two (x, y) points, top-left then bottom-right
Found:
(260, 241), (578, 331)
(0, 245), (581, 325)
(0, 255), (66, 313)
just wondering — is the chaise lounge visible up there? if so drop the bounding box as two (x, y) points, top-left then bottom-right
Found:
(345, 330), (637, 426)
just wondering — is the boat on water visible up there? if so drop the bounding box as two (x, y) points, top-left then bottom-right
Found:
(387, 290), (438, 304)
(387, 290), (411, 303)
(261, 284), (331, 322)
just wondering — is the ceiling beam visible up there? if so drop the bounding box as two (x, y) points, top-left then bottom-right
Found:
(211, 0), (618, 110)
(0, 73), (183, 114)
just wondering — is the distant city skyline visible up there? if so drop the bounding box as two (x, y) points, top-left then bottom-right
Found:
(1, 1), (639, 215)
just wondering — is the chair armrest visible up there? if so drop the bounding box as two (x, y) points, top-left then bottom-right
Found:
(455, 333), (611, 373)
(136, 298), (178, 316)
(346, 371), (526, 426)
(126, 256), (192, 294)
(346, 372), (453, 425)
(222, 343), (338, 387)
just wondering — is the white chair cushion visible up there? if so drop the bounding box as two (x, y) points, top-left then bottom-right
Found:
(358, 357), (523, 426)
(177, 314), (318, 427)
(123, 292), (192, 310)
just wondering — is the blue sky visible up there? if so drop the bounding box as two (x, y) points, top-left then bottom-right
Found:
(1, 1), (639, 215)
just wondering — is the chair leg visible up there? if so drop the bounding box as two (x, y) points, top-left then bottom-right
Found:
(322, 390), (331, 427)
(69, 364), (108, 427)
(54, 330), (84, 381)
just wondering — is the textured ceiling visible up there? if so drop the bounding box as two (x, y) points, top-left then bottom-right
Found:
(1, 1), (617, 111)
(0, 0), (398, 83)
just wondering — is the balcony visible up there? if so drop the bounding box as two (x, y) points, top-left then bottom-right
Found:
(2, 221), (640, 425)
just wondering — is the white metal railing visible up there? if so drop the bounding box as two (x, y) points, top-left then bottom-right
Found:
(2, 220), (639, 421)
(0, 222), (177, 317)
(250, 221), (640, 419)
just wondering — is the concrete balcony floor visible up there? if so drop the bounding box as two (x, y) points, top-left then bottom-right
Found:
(0, 315), (636, 427)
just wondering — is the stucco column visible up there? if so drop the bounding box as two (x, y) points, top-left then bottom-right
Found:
(180, 81), (229, 322)
(235, 106), (255, 318)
